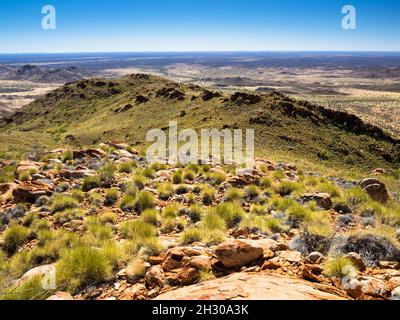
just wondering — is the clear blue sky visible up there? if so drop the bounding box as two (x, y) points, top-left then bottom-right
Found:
(0, 0), (399, 53)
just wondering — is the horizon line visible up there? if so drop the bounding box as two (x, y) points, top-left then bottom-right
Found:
(1, 50), (400, 55)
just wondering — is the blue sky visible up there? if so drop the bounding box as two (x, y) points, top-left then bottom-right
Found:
(0, 0), (399, 52)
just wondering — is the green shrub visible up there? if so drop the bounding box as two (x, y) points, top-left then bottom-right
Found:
(119, 194), (136, 212)
(120, 220), (156, 240)
(98, 162), (117, 185)
(202, 210), (226, 231)
(70, 189), (84, 202)
(121, 220), (161, 255)
(140, 209), (159, 226)
(216, 202), (245, 227)
(126, 257), (146, 281)
(82, 175), (101, 192)
(0, 165), (16, 183)
(315, 181), (341, 197)
(62, 150), (73, 162)
(176, 184), (190, 194)
(245, 184), (260, 198)
(250, 204), (266, 215)
(53, 208), (84, 224)
(51, 195), (79, 213)
(161, 217), (177, 233)
(143, 167), (155, 178)
(98, 211), (117, 224)
(1, 276), (54, 300)
(185, 163), (200, 173)
(183, 170), (196, 181)
(323, 255), (355, 279)
(2, 225), (30, 254)
(208, 171), (226, 185)
(188, 204), (203, 223)
(287, 203), (312, 222)
(225, 188), (244, 202)
(202, 229), (226, 245)
(344, 187), (370, 206)
(273, 181), (301, 196)
(88, 191), (104, 206)
(19, 172), (31, 182)
(260, 176), (273, 189)
(202, 186), (215, 205)
(22, 212), (38, 227)
(134, 191), (155, 213)
(104, 188), (119, 205)
(125, 182), (138, 197)
(157, 183), (173, 200)
(272, 170), (286, 180)
(118, 162), (134, 174)
(149, 162), (167, 171)
(172, 170), (183, 184)
(268, 195), (297, 212)
(87, 222), (113, 240)
(181, 228), (203, 245)
(163, 205), (179, 219)
(56, 246), (112, 292)
(133, 175), (146, 190)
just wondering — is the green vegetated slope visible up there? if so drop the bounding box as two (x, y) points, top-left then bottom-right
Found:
(1, 74), (399, 171)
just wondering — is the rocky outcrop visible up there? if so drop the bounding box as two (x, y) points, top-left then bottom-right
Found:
(154, 273), (347, 300)
(12, 181), (53, 203)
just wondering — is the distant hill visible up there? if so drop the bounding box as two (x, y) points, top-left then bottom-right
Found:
(1, 74), (399, 169)
(0, 64), (93, 83)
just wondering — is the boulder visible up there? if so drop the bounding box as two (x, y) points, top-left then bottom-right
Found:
(46, 292), (74, 300)
(214, 240), (264, 268)
(162, 248), (190, 271)
(305, 252), (325, 264)
(16, 264), (56, 287)
(0, 182), (18, 203)
(12, 181), (53, 203)
(190, 255), (212, 272)
(300, 193), (332, 209)
(59, 169), (95, 179)
(154, 273), (347, 300)
(145, 265), (165, 288)
(345, 252), (366, 272)
(73, 148), (107, 159)
(391, 286), (400, 300)
(345, 276), (390, 299)
(357, 178), (389, 204)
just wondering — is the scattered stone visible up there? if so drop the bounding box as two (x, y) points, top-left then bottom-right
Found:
(300, 193), (332, 209)
(345, 252), (366, 272)
(46, 292), (74, 300)
(12, 181), (53, 203)
(357, 178), (389, 204)
(214, 240), (264, 268)
(305, 252), (325, 264)
(190, 255), (212, 272)
(145, 265), (165, 288)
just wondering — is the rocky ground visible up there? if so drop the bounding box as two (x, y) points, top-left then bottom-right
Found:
(0, 141), (400, 300)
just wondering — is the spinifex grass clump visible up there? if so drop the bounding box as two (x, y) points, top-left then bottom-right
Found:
(120, 220), (161, 255)
(82, 175), (101, 192)
(56, 246), (112, 292)
(215, 202), (245, 227)
(51, 195), (78, 213)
